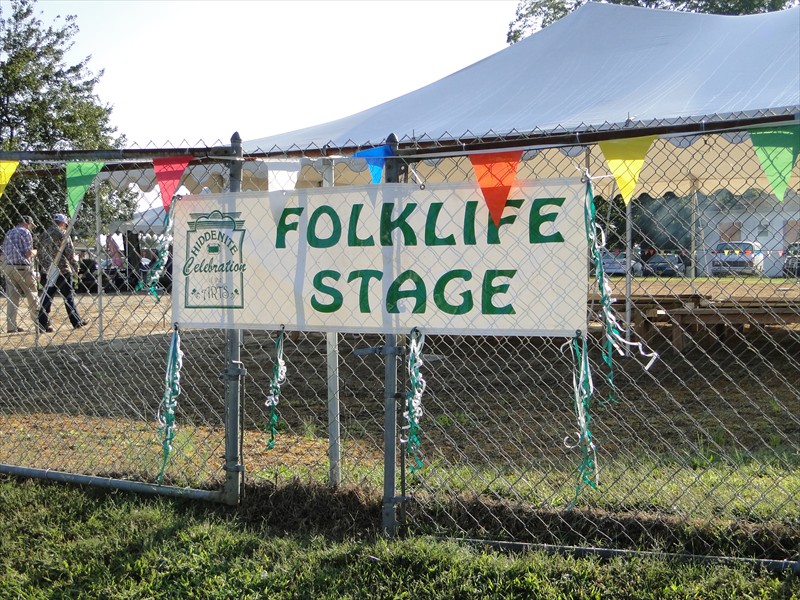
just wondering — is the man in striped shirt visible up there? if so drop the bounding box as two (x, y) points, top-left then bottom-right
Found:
(2, 215), (43, 333)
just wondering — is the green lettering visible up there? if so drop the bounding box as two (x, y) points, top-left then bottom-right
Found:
(307, 205), (341, 248)
(276, 207), (304, 249)
(347, 204), (375, 247)
(387, 270), (426, 313)
(463, 201), (478, 245)
(424, 202), (455, 246)
(487, 199), (523, 244)
(482, 269), (516, 315)
(433, 269), (473, 315)
(347, 270), (382, 313)
(529, 197), (565, 244)
(311, 270), (343, 313)
(380, 203), (417, 246)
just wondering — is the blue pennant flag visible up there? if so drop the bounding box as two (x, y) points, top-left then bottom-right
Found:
(354, 145), (394, 184)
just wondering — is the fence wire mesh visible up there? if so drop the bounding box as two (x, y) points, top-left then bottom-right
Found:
(1, 128), (799, 563)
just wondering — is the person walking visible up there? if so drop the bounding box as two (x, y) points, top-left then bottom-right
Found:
(37, 213), (87, 331)
(2, 215), (41, 333)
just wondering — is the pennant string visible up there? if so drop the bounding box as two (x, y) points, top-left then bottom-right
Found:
(265, 325), (287, 450)
(157, 324), (183, 485)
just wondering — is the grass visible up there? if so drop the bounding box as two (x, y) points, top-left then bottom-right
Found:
(4, 414), (798, 522)
(0, 475), (797, 599)
(2, 413), (798, 561)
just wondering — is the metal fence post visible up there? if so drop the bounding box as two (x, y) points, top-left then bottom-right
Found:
(94, 180), (104, 341)
(382, 133), (400, 536)
(322, 157), (342, 487)
(223, 132), (244, 505)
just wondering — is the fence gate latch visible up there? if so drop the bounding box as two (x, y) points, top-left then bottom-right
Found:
(220, 360), (247, 381)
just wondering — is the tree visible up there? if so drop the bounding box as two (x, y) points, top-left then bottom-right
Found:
(0, 0), (134, 239)
(506, 0), (795, 43)
(0, 0), (121, 151)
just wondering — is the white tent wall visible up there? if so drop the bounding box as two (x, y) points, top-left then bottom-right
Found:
(242, 3), (799, 154)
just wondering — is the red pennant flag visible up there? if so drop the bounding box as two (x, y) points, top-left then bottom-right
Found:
(154, 155), (193, 211)
(469, 151), (522, 227)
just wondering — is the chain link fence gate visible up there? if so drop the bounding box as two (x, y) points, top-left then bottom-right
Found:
(1, 125), (799, 568)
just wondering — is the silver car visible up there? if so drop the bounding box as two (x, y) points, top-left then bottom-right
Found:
(600, 250), (643, 276)
(711, 241), (764, 276)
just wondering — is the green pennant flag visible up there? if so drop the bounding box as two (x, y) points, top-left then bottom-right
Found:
(749, 123), (800, 202)
(66, 162), (105, 217)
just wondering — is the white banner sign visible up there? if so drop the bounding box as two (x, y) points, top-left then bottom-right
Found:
(172, 180), (588, 336)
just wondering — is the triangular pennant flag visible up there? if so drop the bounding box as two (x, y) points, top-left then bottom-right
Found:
(469, 150), (523, 227)
(66, 162), (105, 218)
(598, 136), (657, 205)
(749, 124), (800, 202)
(0, 160), (19, 199)
(154, 156), (193, 211)
(353, 145), (394, 184)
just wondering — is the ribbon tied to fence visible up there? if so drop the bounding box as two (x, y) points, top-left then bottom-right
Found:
(157, 324), (183, 484)
(403, 327), (426, 474)
(265, 325), (287, 450)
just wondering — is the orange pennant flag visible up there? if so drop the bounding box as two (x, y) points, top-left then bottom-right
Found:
(153, 155), (193, 212)
(469, 151), (523, 227)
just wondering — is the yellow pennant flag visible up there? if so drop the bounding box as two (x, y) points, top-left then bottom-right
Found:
(0, 160), (19, 199)
(598, 136), (656, 204)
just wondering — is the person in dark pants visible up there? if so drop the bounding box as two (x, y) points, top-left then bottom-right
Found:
(37, 213), (88, 331)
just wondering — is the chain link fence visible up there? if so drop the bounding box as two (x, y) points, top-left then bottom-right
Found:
(1, 128), (798, 566)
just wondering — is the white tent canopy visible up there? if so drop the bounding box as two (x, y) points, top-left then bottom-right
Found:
(243, 3), (799, 153)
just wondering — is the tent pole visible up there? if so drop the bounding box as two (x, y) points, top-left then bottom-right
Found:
(690, 177), (699, 281)
(625, 199), (633, 355)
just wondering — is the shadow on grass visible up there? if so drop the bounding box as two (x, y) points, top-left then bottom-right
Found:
(233, 480), (798, 561)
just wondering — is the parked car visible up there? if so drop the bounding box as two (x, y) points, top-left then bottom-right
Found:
(782, 242), (800, 277)
(644, 253), (686, 277)
(600, 250), (643, 277)
(710, 241), (764, 277)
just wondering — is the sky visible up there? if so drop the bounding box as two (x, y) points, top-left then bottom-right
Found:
(33, 0), (520, 147)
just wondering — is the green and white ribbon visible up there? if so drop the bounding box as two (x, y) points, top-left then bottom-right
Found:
(265, 325), (287, 450)
(403, 327), (426, 473)
(136, 199), (177, 301)
(584, 178), (657, 404)
(157, 324), (183, 484)
(561, 178), (658, 498)
(566, 331), (598, 495)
